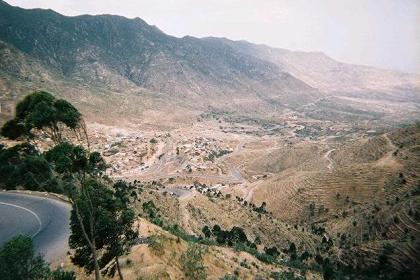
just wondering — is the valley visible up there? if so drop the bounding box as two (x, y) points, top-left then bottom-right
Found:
(0, 1), (419, 279)
(77, 109), (420, 278)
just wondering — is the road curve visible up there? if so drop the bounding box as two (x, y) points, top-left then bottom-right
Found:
(0, 192), (71, 262)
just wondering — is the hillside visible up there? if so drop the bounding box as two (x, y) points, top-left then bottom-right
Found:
(209, 38), (419, 93)
(0, 0), (419, 127)
(0, 1), (419, 279)
(234, 124), (420, 275)
(0, 0), (317, 119)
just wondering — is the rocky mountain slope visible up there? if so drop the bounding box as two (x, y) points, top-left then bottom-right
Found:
(209, 38), (419, 93)
(0, 0), (419, 126)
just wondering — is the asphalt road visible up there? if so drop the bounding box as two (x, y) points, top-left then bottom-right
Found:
(0, 192), (71, 262)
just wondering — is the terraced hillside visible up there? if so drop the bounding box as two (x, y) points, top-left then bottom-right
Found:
(132, 183), (321, 256)
(66, 217), (316, 280)
(245, 124), (420, 275)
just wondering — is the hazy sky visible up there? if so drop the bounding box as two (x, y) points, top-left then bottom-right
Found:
(8, 0), (420, 73)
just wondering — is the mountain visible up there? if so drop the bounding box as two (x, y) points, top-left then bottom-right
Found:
(206, 38), (419, 93)
(0, 0), (419, 125)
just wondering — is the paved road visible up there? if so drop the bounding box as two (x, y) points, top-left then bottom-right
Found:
(0, 192), (71, 262)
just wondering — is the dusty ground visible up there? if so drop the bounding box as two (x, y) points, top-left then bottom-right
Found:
(80, 114), (420, 277)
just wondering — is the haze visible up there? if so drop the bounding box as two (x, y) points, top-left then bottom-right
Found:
(7, 0), (420, 73)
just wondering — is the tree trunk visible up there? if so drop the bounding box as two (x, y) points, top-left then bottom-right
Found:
(115, 256), (124, 280)
(92, 240), (101, 280)
(72, 200), (102, 280)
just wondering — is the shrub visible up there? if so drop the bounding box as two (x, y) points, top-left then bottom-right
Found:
(148, 235), (165, 256)
(0, 235), (50, 280)
(0, 234), (75, 280)
(270, 271), (304, 280)
(180, 244), (207, 280)
(50, 269), (76, 280)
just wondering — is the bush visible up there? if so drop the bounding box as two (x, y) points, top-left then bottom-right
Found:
(264, 246), (280, 258)
(270, 271), (304, 280)
(148, 235), (165, 256)
(0, 234), (75, 280)
(50, 269), (76, 280)
(180, 244), (207, 280)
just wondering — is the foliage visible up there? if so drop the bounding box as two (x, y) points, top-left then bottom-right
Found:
(270, 271), (304, 280)
(166, 224), (201, 243)
(0, 119), (26, 140)
(148, 235), (165, 256)
(200, 224), (277, 264)
(100, 181), (137, 278)
(0, 235), (50, 280)
(209, 225), (250, 246)
(233, 242), (276, 264)
(264, 246), (280, 258)
(180, 243), (207, 280)
(69, 178), (136, 279)
(45, 142), (106, 176)
(253, 201), (268, 214)
(142, 200), (164, 226)
(0, 94), (136, 280)
(1, 91), (82, 143)
(50, 269), (76, 280)
(0, 143), (57, 191)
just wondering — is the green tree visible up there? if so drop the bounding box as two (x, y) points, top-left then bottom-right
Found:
(0, 235), (50, 280)
(44, 141), (109, 280)
(1, 91), (84, 144)
(0, 143), (56, 191)
(68, 178), (136, 280)
(100, 181), (137, 280)
(1, 93), (135, 280)
(50, 269), (76, 280)
(68, 178), (114, 280)
(202, 225), (212, 238)
(0, 119), (26, 140)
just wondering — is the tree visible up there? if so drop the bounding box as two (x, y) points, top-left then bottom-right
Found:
(100, 181), (137, 280)
(288, 242), (297, 260)
(1, 93), (135, 280)
(0, 143), (56, 191)
(1, 91), (84, 145)
(0, 235), (50, 280)
(68, 179), (112, 280)
(44, 141), (112, 279)
(0, 234), (76, 280)
(264, 246), (280, 258)
(202, 225), (212, 238)
(68, 178), (136, 280)
(50, 269), (76, 280)
(44, 141), (108, 280)
(0, 119), (26, 140)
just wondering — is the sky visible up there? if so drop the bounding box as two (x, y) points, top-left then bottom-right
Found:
(7, 0), (420, 73)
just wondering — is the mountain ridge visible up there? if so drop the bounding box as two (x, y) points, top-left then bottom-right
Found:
(0, 0), (419, 126)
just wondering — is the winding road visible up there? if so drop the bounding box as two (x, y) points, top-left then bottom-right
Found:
(0, 192), (71, 262)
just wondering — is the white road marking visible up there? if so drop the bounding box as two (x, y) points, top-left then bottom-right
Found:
(0, 202), (43, 238)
